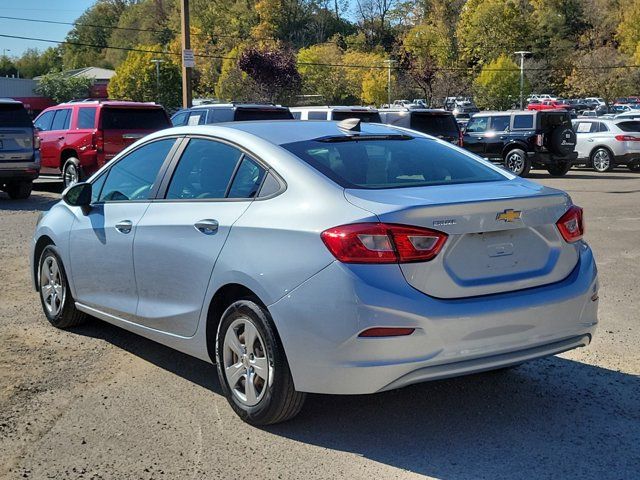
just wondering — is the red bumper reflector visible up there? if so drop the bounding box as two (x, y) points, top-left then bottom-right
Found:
(359, 327), (415, 337)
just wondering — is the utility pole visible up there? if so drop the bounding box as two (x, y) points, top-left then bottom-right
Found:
(514, 51), (531, 110)
(150, 59), (164, 103)
(180, 0), (193, 108)
(384, 59), (395, 106)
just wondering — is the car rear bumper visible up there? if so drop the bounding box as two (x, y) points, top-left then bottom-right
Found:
(0, 161), (40, 181)
(269, 243), (598, 394)
(531, 151), (579, 165)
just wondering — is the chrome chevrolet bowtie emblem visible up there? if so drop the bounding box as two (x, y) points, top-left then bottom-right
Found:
(496, 209), (522, 222)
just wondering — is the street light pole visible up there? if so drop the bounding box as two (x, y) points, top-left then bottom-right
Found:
(383, 59), (395, 106)
(514, 51), (531, 110)
(180, 0), (193, 108)
(150, 59), (164, 103)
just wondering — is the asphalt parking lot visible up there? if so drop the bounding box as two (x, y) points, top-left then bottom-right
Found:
(1, 170), (639, 480)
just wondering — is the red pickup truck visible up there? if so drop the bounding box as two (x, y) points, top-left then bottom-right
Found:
(34, 100), (171, 188)
(527, 100), (572, 111)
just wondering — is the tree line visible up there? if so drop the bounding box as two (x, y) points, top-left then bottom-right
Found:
(3, 0), (640, 110)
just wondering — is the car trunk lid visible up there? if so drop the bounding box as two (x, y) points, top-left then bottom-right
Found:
(345, 180), (579, 298)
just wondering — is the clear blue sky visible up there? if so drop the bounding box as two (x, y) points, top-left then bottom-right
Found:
(0, 0), (95, 57)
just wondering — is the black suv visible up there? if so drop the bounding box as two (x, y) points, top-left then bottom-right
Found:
(379, 108), (462, 146)
(463, 110), (577, 177)
(171, 103), (293, 126)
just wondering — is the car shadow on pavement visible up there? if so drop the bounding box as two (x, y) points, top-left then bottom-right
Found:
(0, 191), (59, 212)
(73, 318), (639, 480)
(528, 172), (638, 181)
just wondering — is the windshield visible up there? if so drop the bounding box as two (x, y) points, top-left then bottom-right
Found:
(235, 108), (293, 121)
(332, 111), (381, 122)
(0, 103), (32, 128)
(282, 136), (505, 189)
(101, 108), (170, 129)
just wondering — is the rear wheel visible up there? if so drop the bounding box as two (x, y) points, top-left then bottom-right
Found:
(216, 300), (305, 425)
(629, 162), (640, 172)
(38, 246), (86, 329)
(503, 149), (531, 177)
(591, 148), (613, 172)
(546, 161), (572, 177)
(63, 158), (81, 189)
(5, 181), (32, 199)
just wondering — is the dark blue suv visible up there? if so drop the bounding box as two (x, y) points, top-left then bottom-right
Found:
(171, 103), (293, 126)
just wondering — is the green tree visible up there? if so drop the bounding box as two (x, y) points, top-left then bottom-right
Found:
(298, 43), (351, 103)
(15, 48), (62, 79)
(34, 72), (92, 103)
(0, 56), (18, 77)
(216, 47), (259, 102)
(342, 50), (388, 105)
(456, 0), (531, 67)
(108, 46), (181, 109)
(616, 0), (640, 62)
(473, 54), (524, 110)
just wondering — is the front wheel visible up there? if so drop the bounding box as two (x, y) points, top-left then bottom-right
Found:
(38, 246), (86, 329)
(503, 149), (531, 177)
(216, 300), (306, 425)
(546, 161), (572, 177)
(63, 159), (81, 189)
(591, 148), (613, 172)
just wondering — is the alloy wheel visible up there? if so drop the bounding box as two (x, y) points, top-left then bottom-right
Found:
(505, 151), (525, 175)
(64, 163), (79, 188)
(40, 255), (65, 317)
(222, 317), (271, 407)
(592, 150), (611, 172)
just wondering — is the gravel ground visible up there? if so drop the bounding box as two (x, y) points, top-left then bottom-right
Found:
(0, 170), (638, 480)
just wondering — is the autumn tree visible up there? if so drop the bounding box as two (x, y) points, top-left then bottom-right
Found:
(108, 46), (181, 109)
(616, 0), (640, 62)
(297, 43), (352, 104)
(238, 45), (301, 103)
(473, 54), (524, 110)
(35, 72), (93, 103)
(342, 50), (388, 105)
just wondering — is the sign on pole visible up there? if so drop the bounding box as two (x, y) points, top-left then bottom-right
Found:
(182, 49), (195, 68)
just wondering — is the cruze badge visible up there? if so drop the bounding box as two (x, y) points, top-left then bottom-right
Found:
(496, 209), (522, 222)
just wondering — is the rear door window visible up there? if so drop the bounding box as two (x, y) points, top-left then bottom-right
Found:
(490, 116), (510, 132)
(410, 113), (459, 137)
(187, 111), (207, 125)
(308, 111), (328, 120)
(77, 107), (97, 129)
(0, 103), (32, 127)
(51, 109), (71, 131)
(101, 108), (170, 129)
(206, 108), (234, 123)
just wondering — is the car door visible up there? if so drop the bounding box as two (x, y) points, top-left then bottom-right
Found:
(34, 110), (56, 174)
(462, 116), (489, 155)
(133, 137), (266, 336)
(39, 108), (72, 174)
(68, 137), (179, 320)
(573, 121), (595, 159)
(484, 115), (511, 158)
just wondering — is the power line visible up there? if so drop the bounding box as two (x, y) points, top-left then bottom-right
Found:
(1, 32), (640, 73)
(0, 14), (174, 35)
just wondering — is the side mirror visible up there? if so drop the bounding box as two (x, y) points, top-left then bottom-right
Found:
(63, 182), (92, 208)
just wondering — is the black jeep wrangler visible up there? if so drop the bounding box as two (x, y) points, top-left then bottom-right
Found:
(462, 110), (577, 177)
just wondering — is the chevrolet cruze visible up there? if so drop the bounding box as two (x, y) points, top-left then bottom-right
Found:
(32, 120), (599, 424)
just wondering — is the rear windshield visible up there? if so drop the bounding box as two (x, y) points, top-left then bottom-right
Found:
(234, 108), (293, 121)
(616, 121), (640, 132)
(539, 112), (572, 129)
(100, 108), (170, 130)
(332, 111), (381, 122)
(0, 103), (32, 128)
(282, 136), (505, 189)
(410, 113), (459, 137)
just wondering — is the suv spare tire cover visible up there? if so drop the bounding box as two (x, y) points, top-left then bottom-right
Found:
(549, 126), (577, 156)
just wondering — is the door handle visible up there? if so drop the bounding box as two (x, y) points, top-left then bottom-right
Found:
(57, 136), (64, 140)
(194, 219), (219, 235)
(115, 220), (133, 234)
(587, 138), (594, 142)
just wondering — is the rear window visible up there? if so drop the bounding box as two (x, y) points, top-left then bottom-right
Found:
(0, 103), (32, 128)
(282, 136), (505, 189)
(616, 121), (640, 132)
(234, 108), (293, 121)
(332, 111), (381, 122)
(409, 113), (459, 137)
(100, 108), (170, 130)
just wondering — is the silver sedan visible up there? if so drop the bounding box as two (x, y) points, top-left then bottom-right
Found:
(32, 120), (599, 424)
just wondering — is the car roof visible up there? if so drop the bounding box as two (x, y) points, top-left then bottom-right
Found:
(187, 103), (289, 110)
(157, 120), (409, 146)
(289, 106), (378, 112)
(0, 98), (24, 105)
(56, 100), (162, 108)
(379, 107), (451, 114)
(472, 110), (535, 117)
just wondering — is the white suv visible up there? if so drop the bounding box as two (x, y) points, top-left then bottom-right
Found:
(290, 106), (381, 122)
(573, 118), (640, 172)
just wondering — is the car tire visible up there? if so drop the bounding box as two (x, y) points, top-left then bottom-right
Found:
(6, 181), (32, 199)
(546, 161), (572, 177)
(216, 300), (306, 425)
(38, 246), (87, 329)
(503, 148), (531, 177)
(590, 148), (614, 172)
(62, 158), (82, 189)
(629, 162), (640, 172)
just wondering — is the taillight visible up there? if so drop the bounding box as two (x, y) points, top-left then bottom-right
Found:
(615, 134), (640, 142)
(92, 131), (104, 152)
(535, 134), (544, 147)
(321, 223), (448, 264)
(359, 327), (415, 337)
(556, 206), (584, 243)
(33, 132), (40, 149)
